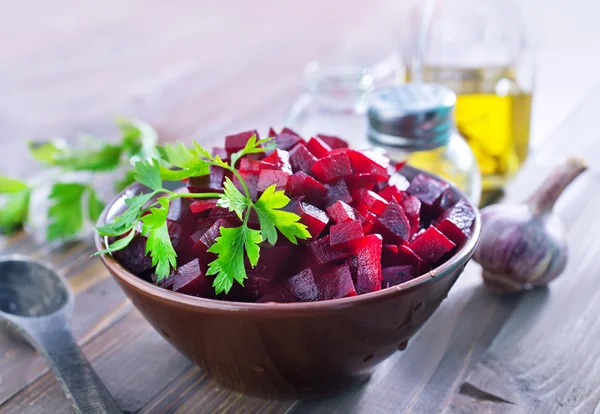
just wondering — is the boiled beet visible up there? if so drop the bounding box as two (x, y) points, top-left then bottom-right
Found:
(257, 169), (291, 193)
(275, 133), (304, 151)
(113, 234), (153, 276)
(306, 136), (332, 159)
(407, 173), (449, 208)
(355, 189), (389, 215)
(382, 265), (415, 288)
(225, 130), (259, 154)
(172, 259), (212, 296)
(190, 199), (218, 214)
(397, 245), (429, 275)
(329, 220), (364, 249)
(239, 157), (261, 172)
(314, 262), (357, 300)
(312, 152), (354, 183)
(317, 134), (349, 149)
(400, 193), (421, 236)
(372, 201), (411, 244)
(286, 171), (328, 205)
(233, 169), (259, 201)
(187, 166), (227, 193)
(324, 179), (353, 208)
(378, 185), (402, 202)
(244, 245), (293, 299)
(326, 200), (356, 223)
(152, 272), (174, 290)
(260, 149), (292, 173)
(434, 199), (475, 244)
(308, 235), (349, 264)
(345, 234), (383, 294)
(289, 144), (318, 174)
(281, 127), (301, 137)
(294, 202), (329, 238)
(191, 218), (234, 256)
(409, 226), (456, 263)
(346, 150), (389, 181)
(257, 268), (318, 303)
(345, 173), (378, 198)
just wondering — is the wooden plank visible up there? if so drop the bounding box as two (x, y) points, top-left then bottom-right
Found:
(1, 310), (190, 414)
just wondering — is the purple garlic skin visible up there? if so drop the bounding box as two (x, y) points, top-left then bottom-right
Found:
(473, 204), (568, 293)
(473, 157), (586, 294)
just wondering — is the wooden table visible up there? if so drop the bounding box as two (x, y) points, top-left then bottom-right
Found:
(1, 1), (600, 413)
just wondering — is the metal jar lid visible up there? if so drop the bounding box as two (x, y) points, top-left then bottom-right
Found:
(367, 83), (456, 151)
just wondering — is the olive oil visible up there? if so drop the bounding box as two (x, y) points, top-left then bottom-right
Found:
(407, 66), (532, 195)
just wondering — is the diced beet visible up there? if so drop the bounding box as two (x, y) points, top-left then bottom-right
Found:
(397, 245), (429, 275)
(152, 272), (174, 290)
(244, 275), (277, 301)
(434, 199), (475, 244)
(314, 263), (356, 300)
(244, 245), (293, 299)
(317, 134), (349, 149)
(361, 210), (378, 234)
(329, 220), (364, 249)
(308, 235), (350, 264)
(436, 188), (461, 213)
(394, 161), (407, 172)
(257, 169), (291, 193)
(324, 179), (353, 208)
(345, 173), (378, 197)
(258, 268), (318, 303)
(225, 130), (259, 154)
(306, 137), (332, 159)
(208, 207), (239, 222)
(167, 198), (193, 223)
(286, 171), (328, 205)
(409, 226), (456, 263)
(407, 173), (450, 208)
(190, 199), (218, 214)
(346, 150), (390, 181)
(268, 127), (278, 137)
(233, 170), (259, 201)
(239, 157), (261, 172)
(260, 149), (292, 173)
(191, 218), (234, 256)
(355, 189), (389, 215)
(113, 234), (153, 276)
(312, 152), (354, 183)
(345, 234), (383, 294)
(400, 193), (421, 236)
(281, 127), (301, 137)
(326, 200), (356, 223)
(293, 202), (329, 238)
(282, 196), (304, 213)
(172, 259), (212, 297)
(382, 265), (415, 288)
(167, 220), (194, 260)
(378, 185), (402, 202)
(275, 133), (304, 151)
(187, 166), (227, 193)
(381, 244), (398, 267)
(372, 201), (411, 243)
(212, 147), (229, 161)
(289, 144), (318, 174)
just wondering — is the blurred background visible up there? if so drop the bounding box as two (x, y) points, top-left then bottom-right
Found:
(0, 0), (599, 227)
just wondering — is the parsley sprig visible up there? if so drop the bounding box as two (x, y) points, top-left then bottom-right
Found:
(95, 135), (311, 294)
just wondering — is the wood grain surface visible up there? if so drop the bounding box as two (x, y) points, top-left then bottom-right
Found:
(0, 0), (599, 413)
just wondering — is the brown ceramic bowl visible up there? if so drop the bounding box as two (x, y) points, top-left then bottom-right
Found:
(95, 166), (480, 399)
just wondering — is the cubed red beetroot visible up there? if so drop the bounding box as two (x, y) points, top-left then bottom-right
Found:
(345, 234), (383, 294)
(381, 244), (399, 267)
(312, 152), (354, 183)
(345, 173), (378, 198)
(260, 149), (292, 173)
(326, 200), (356, 223)
(407, 173), (450, 208)
(382, 265), (415, 288)
(355, 189), (389, 215)
(346, 150), (390, 182)
(286, 171), (328, 205)
(314, 262), (356, 300)
(329, 220), (364, 250)
(190, 199), (218, 214)
(191, 218), (234, 256)
(289, 144), (318, 174)
(397, 245), (429, 275)
(152, 272), (174, 290)
(378, 185), (402, 202)
(317, 134), (349, 149)
(275, 133), (304, 151)
(113, 234), (154, 276)
(225, 130), (259, 154)
(436, 188), (460, 213)
(172, 259), (212, 296)
(294, 202), (329, 238)
(239, 157), (261, 172)
(372, 201), (411, 244)
(208, 206), (239, 222)
(308, 235), (349, 264)
(257, 169), (291, 193)
(306, 137), (332, 159)
(361, 210), (378, 234)
(400, 193), (421, 236)
(434, 199), (475, 244)
(167, 220), (194, 261)
(243, 245), (292, 299)
(409, 226), (456, 263)
(187, 166), (227, 193)
(257, 268), (318, 303)
(167, 198), (193, 223)
(281, 127), (301, 137)
(232, 169), (259, 201)
(268, 127), (277, 137)
(324, 179), (353, 207)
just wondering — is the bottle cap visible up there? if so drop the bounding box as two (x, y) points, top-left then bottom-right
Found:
(367, 83), (456, 150)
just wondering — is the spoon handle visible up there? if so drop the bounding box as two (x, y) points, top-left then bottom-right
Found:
(33, 326), (122, 414)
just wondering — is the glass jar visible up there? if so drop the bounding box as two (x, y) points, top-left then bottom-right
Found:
(368, 83), (481, 205)
(284, 60), (396, 149)
(401, 0), (533, 203)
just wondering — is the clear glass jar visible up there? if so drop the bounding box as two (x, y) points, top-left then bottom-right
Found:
(401, 0), (533, 203)
(368, 83), (481, 205)
(284, 60), (396, 149)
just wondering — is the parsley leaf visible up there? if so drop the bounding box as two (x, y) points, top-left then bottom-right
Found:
(206, 225), (262, 294)
(0, 189), (31, 232)
(93, 229), (136, 256)
(253, 185), (311, 245)
(140, 197), (177, 280)
(217, 177), (249, 219)
(157, 142), (210, 181)
(230, 135), (274, 167)
(0, 175), (29, 193)
(95, 192), (155, 236)
(133, 159), (162, 191)
(47, 183), (87, 241)
(87, 186), (105, 223)
(28, 139), (123, 172)
(116, 116), (158, 162)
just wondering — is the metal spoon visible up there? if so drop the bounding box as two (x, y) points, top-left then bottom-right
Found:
(0, 255), (122, 414)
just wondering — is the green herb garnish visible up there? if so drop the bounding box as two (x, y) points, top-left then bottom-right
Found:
(95, 135), (311, 294)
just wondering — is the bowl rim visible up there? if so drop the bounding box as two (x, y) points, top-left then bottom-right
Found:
(94, 166), (481, 313)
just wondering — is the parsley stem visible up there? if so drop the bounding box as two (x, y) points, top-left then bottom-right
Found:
(168, 192), (223, 200)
